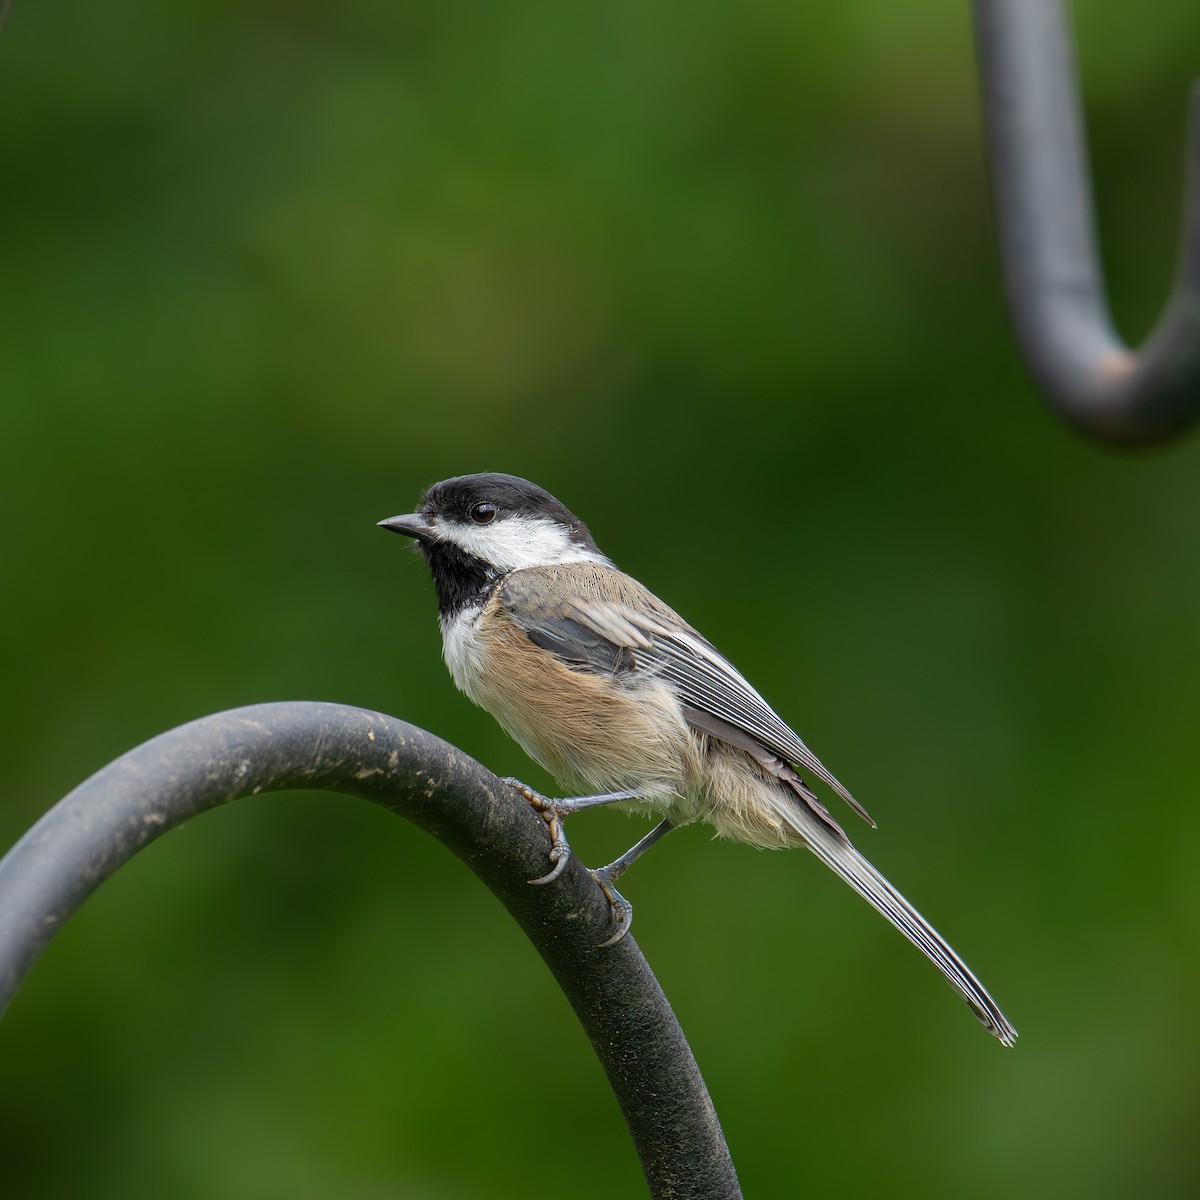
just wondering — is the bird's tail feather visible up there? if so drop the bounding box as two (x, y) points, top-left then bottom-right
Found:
(792, 809), (1017, 1047)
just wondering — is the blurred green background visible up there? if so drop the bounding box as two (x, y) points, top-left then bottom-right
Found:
(3, 1), (1199, 1196)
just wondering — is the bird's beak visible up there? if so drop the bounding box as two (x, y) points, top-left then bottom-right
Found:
(377, 512), (437, 541)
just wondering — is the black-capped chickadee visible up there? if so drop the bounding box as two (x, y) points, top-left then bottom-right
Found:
(380, 472), (1016, 1046)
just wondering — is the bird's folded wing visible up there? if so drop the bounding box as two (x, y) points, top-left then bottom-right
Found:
(499, 566), (872, 828)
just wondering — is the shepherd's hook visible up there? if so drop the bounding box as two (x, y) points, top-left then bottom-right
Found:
(972, 0), (1200, 445)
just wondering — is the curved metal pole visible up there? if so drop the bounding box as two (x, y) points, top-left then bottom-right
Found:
(972, 0), (1200, 445)
(0, 702), (741, 1200)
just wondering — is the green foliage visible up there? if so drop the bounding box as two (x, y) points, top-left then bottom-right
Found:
(2, 2), (1199, 1196)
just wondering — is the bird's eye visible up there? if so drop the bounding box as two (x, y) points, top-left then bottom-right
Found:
(470, 502), (497, 525)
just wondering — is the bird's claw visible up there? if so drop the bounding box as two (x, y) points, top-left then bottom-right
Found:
(590, 867), (634, 947)
(528, 825), (571, 885)
(501, 776), (636, 946)
(502, 777), (574, 883)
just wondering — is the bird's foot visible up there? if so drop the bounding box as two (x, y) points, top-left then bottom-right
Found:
(501, 777), (641, 944)
(501, 777), (573, 884)
(589, 865), (634, 947)
(502, 778), (639, 886)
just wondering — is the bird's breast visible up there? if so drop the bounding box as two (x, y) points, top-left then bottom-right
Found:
(440, 592), (698, 801)
(439, 604), (489, 701)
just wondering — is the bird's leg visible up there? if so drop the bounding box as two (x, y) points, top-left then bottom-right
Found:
(501, 777), (638, 884)
(502, 779), (674, 945)
(591, 818), (675, 947)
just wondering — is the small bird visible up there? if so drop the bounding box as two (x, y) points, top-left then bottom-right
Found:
(380, 472), (1016, 1045)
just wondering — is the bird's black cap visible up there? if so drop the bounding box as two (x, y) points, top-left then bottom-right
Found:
(418, 472), (600, 552)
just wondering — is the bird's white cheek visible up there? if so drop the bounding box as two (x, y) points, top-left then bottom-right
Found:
(439, 516), (608, 572)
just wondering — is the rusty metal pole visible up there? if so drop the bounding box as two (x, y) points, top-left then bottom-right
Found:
(0, 702), (741, 1200)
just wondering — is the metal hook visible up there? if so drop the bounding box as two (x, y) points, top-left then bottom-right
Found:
(972, 0), (1200, 446)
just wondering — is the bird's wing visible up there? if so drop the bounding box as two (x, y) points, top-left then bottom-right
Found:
(498, 565), (872, 829)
